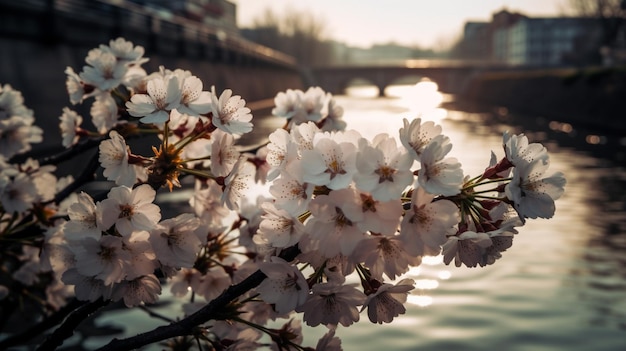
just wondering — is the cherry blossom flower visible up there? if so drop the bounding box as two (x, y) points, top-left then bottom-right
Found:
(211, 129), (240, 177)
(64, 192), (101, 242)
(399, 117), (442, 162)
(99, 130), (143, 187)
(97, 184), (161, 236)
(266, 128), (297, 181)
(269, 319), (304, 351)
(112, 274), (161, 307)
(418, 134), (463, 196)
(0, 172), (38, 213)
(72, 235), (130, 286)
(255, 202), (305, 248)
(192, 268), (231, 301)
(21, 159), (57, 203)
(298, 131), (358, 190)
(505, 158), (566, 221)
(80, 48), (126, 91)
(338, 188), (402, 235)
(90, 94), (119, 134)
(400, 186), (460, 257)
(268, 171), (314, 216)
(59, 107), (83, 148)
(222, 156), (256, 211)
(297, 86), (326, 123)
(175, 72), (211, 116)
(354, 133), (414, 201)
(126, 74), (181, 124)
(321, 93), (346, 131)
(297, 282), (365, 327)
(314, 328), (342, 351)
(149, 213), (203, 268)
(0, 116), (43, 159)
(272, 88), (302, 120)
(353, 234), (415, 280)
(0, 83), (34, 121)
(190, 179), (232, 229)
(209, 87), (253, 135)
(362, 278), (415, 324)
(484, 232), (515, 265)
(122, 230), (158, 280)
(306, 189), (365, 257)
(62, 268), (113, 302)
(101, 37), (147, 66)
(290, 121), (320, 153)
(256, 257), (309, 314)
(64, 67), (91, 105)
(169, 268), (198, 297)
(503, 131), (549, 168)
(442, 230), (493, 268)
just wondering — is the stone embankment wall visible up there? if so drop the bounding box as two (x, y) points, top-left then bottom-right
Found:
(0, 37), (302, 119)
(462, 67), (626, 133)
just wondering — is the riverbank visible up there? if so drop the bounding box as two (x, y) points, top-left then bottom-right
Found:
(462, 66), (626, 133)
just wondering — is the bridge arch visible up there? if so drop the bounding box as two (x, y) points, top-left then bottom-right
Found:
(310, 63), (488, 97)
(384, 75), (430, 97)
(342, 77), (380, 97)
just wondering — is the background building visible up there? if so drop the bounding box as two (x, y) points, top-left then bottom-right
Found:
(506, 17), (602, 65)
(457, 9), (603, 66)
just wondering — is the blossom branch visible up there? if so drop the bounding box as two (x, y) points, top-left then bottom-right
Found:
(94, 246), (301, 351)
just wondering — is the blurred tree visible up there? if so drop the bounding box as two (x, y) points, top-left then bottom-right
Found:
(243, 7), (333, 66)
(568, 0), (626, 58)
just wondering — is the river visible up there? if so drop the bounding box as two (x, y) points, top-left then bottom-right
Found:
(330, 82), (626, 351)
(87, 82), (626, 351)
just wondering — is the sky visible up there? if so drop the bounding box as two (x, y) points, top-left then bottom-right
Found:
(232, 0), (568, 48)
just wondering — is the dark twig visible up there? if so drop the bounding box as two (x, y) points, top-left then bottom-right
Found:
(52, 151), (101, 204)
(36, 298), (110, 351)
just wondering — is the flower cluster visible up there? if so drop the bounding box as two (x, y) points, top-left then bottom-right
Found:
(0, 38), (566, 351)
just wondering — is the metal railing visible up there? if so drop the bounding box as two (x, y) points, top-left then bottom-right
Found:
(0, 0), (297, 67)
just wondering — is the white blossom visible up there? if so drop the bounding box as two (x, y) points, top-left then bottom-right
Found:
(97, 184), (161, 236)
(505, 158), (566, 221)
(399, 117), (442, 162)
(418, 134), (463, 196)
(297, 282), (365, 327)
(256, 257), (309, 314)
(354, 133), (414, 201)
(210, 87), (253, 135)
(362, 278), (415, 324)
(126, 74), (181, 124)
(59, 107), (83, 148)
(149, 213), (203, 268)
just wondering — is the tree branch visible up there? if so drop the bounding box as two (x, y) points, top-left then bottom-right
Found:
(95, 245), (301, 351)
(36, 298), (110, 351)
(52, 151), (101, 204)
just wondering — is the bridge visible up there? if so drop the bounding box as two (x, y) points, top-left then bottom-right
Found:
(309, 60), (514, 96)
